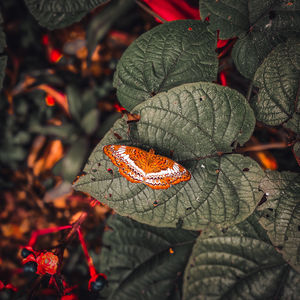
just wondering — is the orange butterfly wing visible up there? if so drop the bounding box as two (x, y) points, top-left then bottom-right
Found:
(143, 152), (191, 189)
(103, 145), (191, 189)
(103, 145), (147, 184)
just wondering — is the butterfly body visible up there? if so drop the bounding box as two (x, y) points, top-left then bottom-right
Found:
(103, 145), (191, 189)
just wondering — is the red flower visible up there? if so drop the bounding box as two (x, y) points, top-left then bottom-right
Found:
(36, 252), (59, 275)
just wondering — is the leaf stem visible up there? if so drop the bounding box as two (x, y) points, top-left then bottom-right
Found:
(246, 81), (253, 102)
(181, 142), (293, 162)
(237, 142), (292, 153)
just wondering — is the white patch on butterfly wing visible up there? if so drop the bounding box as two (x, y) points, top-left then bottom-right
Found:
(110, 145), (146, 178)
(121, 168), (143, 182)
(144, 177), (168, 187)
(146, 162), (186, 179)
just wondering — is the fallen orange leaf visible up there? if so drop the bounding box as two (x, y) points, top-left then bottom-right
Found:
(33, 140), (64, 176)
(70, 211), (84, 224)
(27, 136), (47, 168)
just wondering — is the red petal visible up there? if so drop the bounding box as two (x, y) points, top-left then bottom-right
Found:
(142, 0), (200, 22)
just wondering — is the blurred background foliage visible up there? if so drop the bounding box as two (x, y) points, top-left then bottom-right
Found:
(0, 0), (150, 185)
(0, 0), (160, 297)
(1, 0), (299, 298)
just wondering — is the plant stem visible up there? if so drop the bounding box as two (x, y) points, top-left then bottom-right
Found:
(237, 142), (292, 153)
(246, 81), (253, 102)
(55, 211), (88, 274)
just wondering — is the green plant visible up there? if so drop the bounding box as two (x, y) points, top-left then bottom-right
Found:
(1, 0), (300, 298)
(0, 91), (54, 172)
(74, 8), (300, 300)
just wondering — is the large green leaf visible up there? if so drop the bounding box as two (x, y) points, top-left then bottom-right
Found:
(200, 0), (300, 79)
(96, 214), (198, 300)
(113, 20), (218, 111)
(231, 32), (283, 80)
(258, 170), (300, 273)
(251, 38), (300, 126)
(183, 214), (300, 300)
(24, 0), (108, 30)
(0, 9), (7, 91)
(74, 82), (263, 230)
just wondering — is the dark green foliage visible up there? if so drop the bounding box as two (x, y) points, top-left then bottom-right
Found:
(258, 171), (300, 272)
(0, 90), (54, 171)
(183, 214), (300, 299)
(33, 86), (101, 182)
(1, 0), (300, 298)
(75, 82), (264, 230)
(74, 2), (300, 297)
(251, 38), (300, 127)
(0, 9), (7, 90)
(24, 0), (108, 29)
(97, 215), (198, 300)
(0, 56), (7, 90)
(285, 113), (300, 134)
(293, 142), (300, 164)
(113, 20), (218, 111)
(200, 0), (300, 79)
(87, 0), (136, 55)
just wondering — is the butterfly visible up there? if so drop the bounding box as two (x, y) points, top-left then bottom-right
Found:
(103, 145), (191, 189)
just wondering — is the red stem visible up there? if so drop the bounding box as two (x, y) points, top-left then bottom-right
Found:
(28, 225), (72, 247)
(77, 228), (97, 278)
